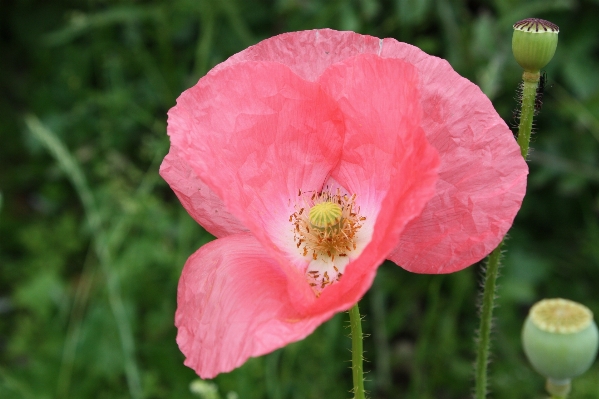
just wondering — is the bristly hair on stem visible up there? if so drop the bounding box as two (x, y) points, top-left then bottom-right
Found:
(535, 71), (547, 115)
(510, 82), (524, 132)
(511, 71), (547, 129)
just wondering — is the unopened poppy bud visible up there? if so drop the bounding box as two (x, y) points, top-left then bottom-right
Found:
(522, 298), (599, 382)
(512, 18), (559, 72)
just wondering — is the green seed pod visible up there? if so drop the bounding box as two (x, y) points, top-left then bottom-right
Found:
(522, 298), (599, 381)
(309, 201), (343, 231)
(512, 18), (559, 72)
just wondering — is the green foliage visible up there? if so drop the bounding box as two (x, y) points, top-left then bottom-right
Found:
(1, 0), (599, 398)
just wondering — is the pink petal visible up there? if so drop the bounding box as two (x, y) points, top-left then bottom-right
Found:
(176, 234), (332, 379)
(167, 61), (345, 271)
(300, 54), (439, 315)
(319, 54), (431, 213)
(216, 29), (527, 273)
(159, 147), (247, 237)
(379, 39), (528, 273)
(214, 29), (382, 82)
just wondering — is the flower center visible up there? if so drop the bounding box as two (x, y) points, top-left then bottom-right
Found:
(290, 189), (366, 295)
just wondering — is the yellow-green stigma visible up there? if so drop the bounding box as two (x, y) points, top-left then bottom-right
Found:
(309, 201), (342, 230)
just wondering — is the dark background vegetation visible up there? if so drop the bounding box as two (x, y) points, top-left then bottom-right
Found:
(1, 0), (599, 398)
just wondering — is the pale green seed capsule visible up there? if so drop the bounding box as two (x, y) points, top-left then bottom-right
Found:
(309, 201), (342, 230)
(512, 18), (559, 72)
(522, 298), (599, 381)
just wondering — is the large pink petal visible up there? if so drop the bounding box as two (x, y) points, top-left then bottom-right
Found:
(216, 29), (527, 273)
(159, 147), (247, 237)
(176, 234), (333, 379)
(379, 39), (528, 273)
(167, 61), (345, 274)
(299, 54), (439, 316)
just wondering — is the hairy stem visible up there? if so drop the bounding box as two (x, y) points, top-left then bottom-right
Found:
(349, 303), (365, 399)
(474, 70), (539, 398)
(474, 241), (504, 399)
(517, 71), (541, 158)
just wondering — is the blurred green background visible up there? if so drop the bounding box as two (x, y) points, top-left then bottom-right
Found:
(1, 0), (599, 398)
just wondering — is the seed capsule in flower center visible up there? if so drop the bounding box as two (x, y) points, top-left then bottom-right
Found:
(309, 201), (342, 230)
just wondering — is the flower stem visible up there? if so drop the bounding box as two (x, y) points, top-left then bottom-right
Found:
(474, 69), (540, 399)
(517, 71), (541, 159)
(474, 241), (503, 399)
(349, 303), (365, 399)
(547, 379), (571, 398)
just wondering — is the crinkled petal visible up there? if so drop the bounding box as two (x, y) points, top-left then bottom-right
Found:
(176, 234), (333, 379)
(379, 39), (528, 273)
(214, 29), (382, 82)
(159, 147), (247, 237)
(298, 54), (439, 316)
(216, 29), (527, 273)
(167, 60), (345, 273)
(319, 54), (429, 215)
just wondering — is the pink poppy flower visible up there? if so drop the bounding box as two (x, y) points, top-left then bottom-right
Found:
(160, 29), (528, 379)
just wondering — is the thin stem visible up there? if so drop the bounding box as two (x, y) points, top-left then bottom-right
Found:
(517, 71), (541, 159)
(349, 303), (365, 399)
(473, 68), (539, 399)
(474, 241), (503, 399)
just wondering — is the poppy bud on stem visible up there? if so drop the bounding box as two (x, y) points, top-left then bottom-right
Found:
(474, 18), (559, 399)
(512, 18), (559, 159)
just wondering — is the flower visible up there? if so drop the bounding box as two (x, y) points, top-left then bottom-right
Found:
(160, 29), (528, 379)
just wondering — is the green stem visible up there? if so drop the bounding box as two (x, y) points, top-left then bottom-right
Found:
(547, 378), (571, 398)
(349, 303), (365, 399)
(517, 71), (541, 159)
(474, 241), (504, 399)
(474, 69), (539, 399)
